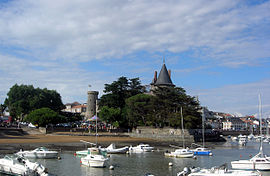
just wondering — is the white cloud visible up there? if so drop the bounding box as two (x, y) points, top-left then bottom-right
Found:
(0, 0), (269, 63)
(189, 79), (270, 118)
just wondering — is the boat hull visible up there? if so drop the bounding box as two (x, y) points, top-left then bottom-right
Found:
(81, 158), (107, 168)
(231, 161), (270, 171)
(193, 151), (212, 156)
(17, 151), (58, 159)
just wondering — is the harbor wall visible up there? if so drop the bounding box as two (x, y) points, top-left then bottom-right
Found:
(128, 126), (225, 143)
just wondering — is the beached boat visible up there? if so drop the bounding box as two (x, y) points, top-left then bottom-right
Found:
(80, 147), (108, 167)
(0, 155), (48, 176)
(129, 144), (154, 153)
(16, 147), (58, 159)
(101, 143), (129, 154)
(177, 164), (261, 176)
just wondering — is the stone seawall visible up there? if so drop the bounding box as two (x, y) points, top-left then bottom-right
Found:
(128, 127), (226, 143)
(128, 127), (195, 143)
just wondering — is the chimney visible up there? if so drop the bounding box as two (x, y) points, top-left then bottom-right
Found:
(168, 69), (171, 78)
(154, 71), (157, 82)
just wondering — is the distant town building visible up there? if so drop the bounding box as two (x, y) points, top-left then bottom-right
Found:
(222, 117), (246, 131)
(63, 102), (87, 116)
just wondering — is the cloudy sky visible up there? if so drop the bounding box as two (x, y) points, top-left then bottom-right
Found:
(0, 0), (270, 117)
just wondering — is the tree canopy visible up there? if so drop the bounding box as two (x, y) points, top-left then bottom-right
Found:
(24, 108), (66, 127)
(4, 84), (64, 119)
(99, 77), (145, 128)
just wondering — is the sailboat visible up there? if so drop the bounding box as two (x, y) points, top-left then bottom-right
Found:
(80, 100), (109, 167)
(165, 107), (194, 158)
(191, 108), (212, 156)
(231, 94), (270, 170)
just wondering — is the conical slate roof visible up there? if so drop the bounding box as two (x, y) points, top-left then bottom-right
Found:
(155, 64), (174, 86)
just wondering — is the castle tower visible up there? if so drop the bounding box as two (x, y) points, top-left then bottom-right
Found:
(85, 91), (99, 119)
(150, 62), (175, 92)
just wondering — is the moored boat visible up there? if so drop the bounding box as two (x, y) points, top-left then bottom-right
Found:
(165, 148), (194, 158)
(80, 147), (108, 168)
(0, 155), (48, 176)
(177, 164), (261, 176)
(16, 147), (58, 159)
(101, 143), (129, 154)
(129, 144), (154, 153)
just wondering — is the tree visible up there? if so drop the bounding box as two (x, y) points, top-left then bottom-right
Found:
(24, 108), (65, 127)
(4, 84), (64, 119)
(99, 77), (145, 128)
(126, 94), (153, 127)
(99, 106), (121, 126)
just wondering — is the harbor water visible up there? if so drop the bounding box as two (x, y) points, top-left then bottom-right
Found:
(2, 139), (270, 176)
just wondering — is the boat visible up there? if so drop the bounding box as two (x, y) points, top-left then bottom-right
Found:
(101, 143), (129, 154)
(80, 147), (108, 167)
(238, 134), (247, 146)
(16, 147), (59, 159)
(129, 143), (154, 153)
(0, 155), (49, 176)
(164, 148), (194, 158)
(231, 94), (270, 171)
(191, 147), (212, 156)
(191, 108), (212, 156)
(177, 164), (261, 176)
(164, 107), (194, 158)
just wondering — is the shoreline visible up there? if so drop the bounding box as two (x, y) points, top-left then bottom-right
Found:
(0, 133), (172, 154)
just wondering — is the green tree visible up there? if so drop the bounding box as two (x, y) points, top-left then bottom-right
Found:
(99, 106), (121, 125)
(24, 108), (65, 127)
(4, 84), (64, 119)
(126, 94), (153, 127)
(99, 77), (145, 128)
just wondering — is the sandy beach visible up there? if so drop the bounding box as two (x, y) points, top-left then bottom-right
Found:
(0, 131), (167, 154)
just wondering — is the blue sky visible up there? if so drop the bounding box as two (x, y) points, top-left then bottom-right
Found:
(0, 0), (270, 118)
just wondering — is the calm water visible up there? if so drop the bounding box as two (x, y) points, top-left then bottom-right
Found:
(2, 140), (270, 176)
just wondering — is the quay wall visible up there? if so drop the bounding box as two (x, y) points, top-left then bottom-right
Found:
(128, 126), (225, 143)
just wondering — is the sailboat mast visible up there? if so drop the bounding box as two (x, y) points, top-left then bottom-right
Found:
(181, 107), (185, 148)
(202, 108), (205, 148)
(95, 99), (98, 145)
(259, 94), (263, 156)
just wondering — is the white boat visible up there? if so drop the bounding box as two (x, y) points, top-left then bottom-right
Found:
(16, 147), (59, 159)
(101, 143), (129, 154)
(129, 144), (154, 153)
(80, 147), (108, 168)
(165, 107), (194, 158)
(0, 155), (48, 176)
(231, 94), (270, 171)
(177, 164), (261, 176)
(238, 135), (247, 146)
(165, 148), (194, 158)
(231, 150), (270, 170)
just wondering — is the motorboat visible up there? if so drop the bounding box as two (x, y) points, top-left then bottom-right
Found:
(164, 148), (194, 158)
(129, 144), (154, 153)
(80, 147), (108, 167)
(0, 155), (48, 176)
(177, 164), (261, 176)
(191, 147), (212, 156)
(101, 143), (129, 154)
(238, 135), (247, 146)
(16, 147), (59, 159)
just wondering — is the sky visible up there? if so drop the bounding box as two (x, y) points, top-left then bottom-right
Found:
(0, 0), (270, 118)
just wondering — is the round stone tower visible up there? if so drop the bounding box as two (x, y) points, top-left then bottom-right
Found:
(86, 91), (99, 119)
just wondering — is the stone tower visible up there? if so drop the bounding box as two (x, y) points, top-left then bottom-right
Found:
(86, 91), (99, 119)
